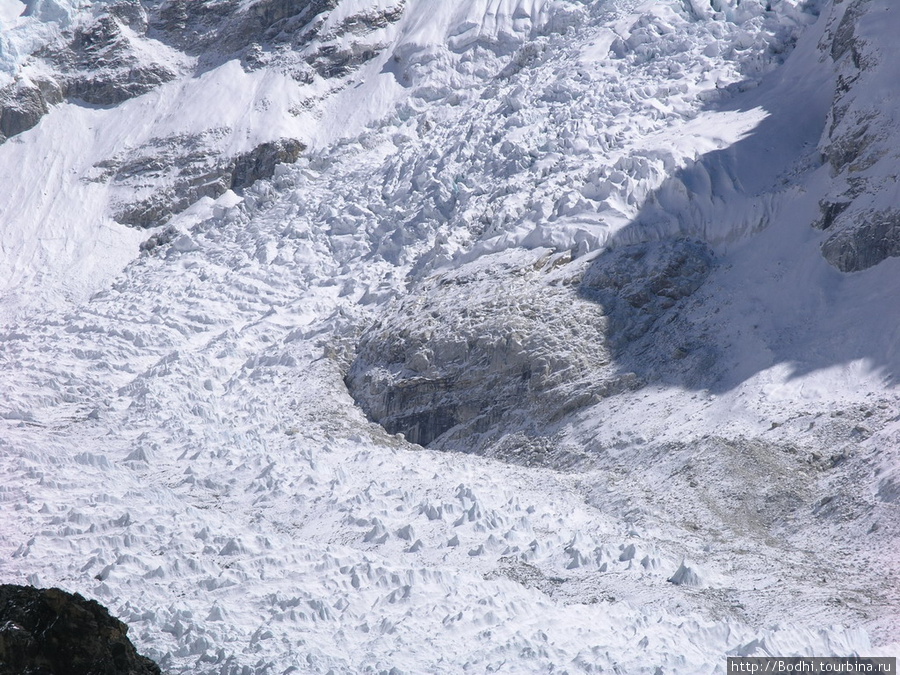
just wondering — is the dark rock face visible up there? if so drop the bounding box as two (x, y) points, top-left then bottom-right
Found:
(115, 184), (227, 229)
(1, 0), (397, 237)
(0, 584), (160, 675)
(0, 7), (176, 144)
(231, 138), (306, 191)
(821, 211), (900, 273)
(828, 0), (869, 65)
(96, 135), (304, 228)
(108, 0), (151, 32)
(88, 130), (233, 227)
(2, 0), (395, 142)
(150, 0), (245, 55)
(63, 64), (176, 108)
(814, 201), (851, 231)
(0, 81), (56, 142)
(814, 0), (900, 272)
(42, 12), (178, 107)
(147, 0), (396, 75)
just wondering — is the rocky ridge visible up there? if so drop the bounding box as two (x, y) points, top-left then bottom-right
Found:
(815, 0), (900, 271)
(0, 0), (407, 228)
(0, 584), (160, 675)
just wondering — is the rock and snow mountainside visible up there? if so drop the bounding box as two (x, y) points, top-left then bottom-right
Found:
(1, 0), (899, 672)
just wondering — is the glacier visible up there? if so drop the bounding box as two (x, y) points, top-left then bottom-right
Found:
(0, 0), (898, 672)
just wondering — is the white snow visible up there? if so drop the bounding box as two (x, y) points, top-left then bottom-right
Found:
(0, 52), (315, 321)
(0, 0), (23, 25)
(0, 0), (897, 672)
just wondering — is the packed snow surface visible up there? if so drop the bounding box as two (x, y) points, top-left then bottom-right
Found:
(1, 0), (898, 673)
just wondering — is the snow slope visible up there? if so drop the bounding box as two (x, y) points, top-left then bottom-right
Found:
(0, 0), (898, 672)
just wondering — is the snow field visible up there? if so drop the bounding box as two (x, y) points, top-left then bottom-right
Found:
(0, 0), (898, 672)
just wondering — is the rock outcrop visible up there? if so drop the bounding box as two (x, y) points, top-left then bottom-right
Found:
(46, 12), (178, 106)
(231, 138), (306, 191)
(820, 209), (900, 273)
(97, 136), (305, 228)
(147, 0), (402, 75)
(0, 80), (59, 142)
(0, 0), (398, 233)
(0, 584), (160, 675)
(815, 0), (900, 272)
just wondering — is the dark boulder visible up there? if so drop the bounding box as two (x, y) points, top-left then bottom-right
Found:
(0, 584), (160, 675)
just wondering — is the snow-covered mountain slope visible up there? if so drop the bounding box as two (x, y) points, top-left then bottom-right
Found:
(1, 0), (898, 673)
